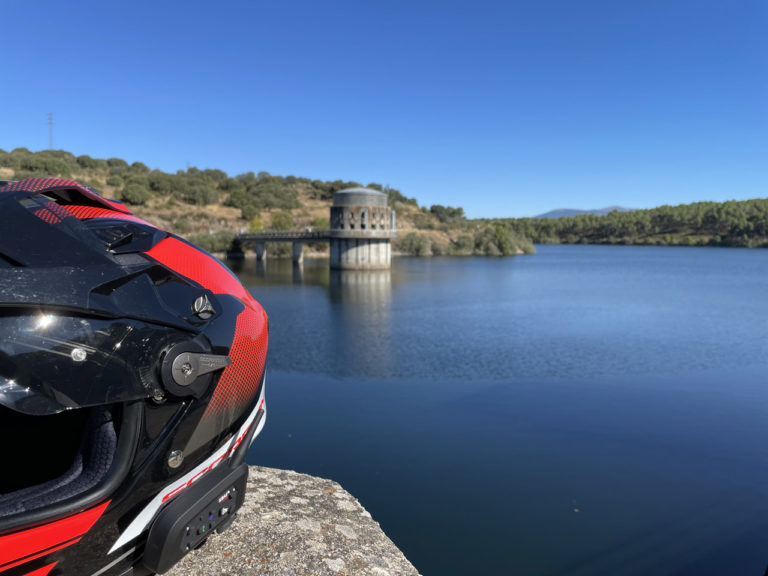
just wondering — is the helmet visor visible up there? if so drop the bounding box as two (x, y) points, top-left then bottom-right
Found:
(0, 312), (186, 415)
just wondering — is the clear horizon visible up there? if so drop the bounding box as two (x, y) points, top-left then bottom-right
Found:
(2, 0), (765, 218)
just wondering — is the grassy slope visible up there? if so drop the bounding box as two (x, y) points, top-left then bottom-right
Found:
(0, 161), (486, 256)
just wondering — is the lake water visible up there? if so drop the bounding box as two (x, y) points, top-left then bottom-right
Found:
(232, 245), (768, 576)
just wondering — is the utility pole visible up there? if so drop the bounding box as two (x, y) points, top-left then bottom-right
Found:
(47, 112), (53, 149)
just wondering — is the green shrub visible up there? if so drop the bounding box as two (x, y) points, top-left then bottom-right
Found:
(266, 242), (292, 258)
(188, 230), (236, 253)
(125, 174), (149, 188)
(248, 215), (263, 232)
(454, 235), (474, 254)
(108, 165), (128, 178)
(429, 204), (465, 223)
(411, 213), (436, 230)
(241, 204), (260, 221)
(146, 170), (174, 194)
(172, 219), (193, 234)
(311, 217), (329, 230)
(201, 169), (227, 183)
(18, 155), (71, 178)
(12, 171), (39, 180)
(107, 158), (128, 168)
(76, 155), (100, 169)
(395, 232), (429, 256)
(385, 185), (418, 207)
(220, 177), (246, 195)
(106, 175), (123, 187)
(81, 179), (102, 189)
(121, 183), (151, 205)
(177, 183), (218, 205)
(431, 241), (447, 256)
(270, 212), (293, 231)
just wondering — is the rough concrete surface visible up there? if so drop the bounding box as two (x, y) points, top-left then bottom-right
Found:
(166, 466), (422, 576)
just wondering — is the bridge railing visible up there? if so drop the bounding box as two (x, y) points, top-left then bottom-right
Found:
(236, 230), (332, 242)
(236, 229), (397, 243)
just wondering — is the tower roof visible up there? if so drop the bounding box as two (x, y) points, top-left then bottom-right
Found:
(333, 187), (388, 207)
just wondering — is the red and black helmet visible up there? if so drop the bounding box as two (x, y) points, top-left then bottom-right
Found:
(0, 178), (269, 575)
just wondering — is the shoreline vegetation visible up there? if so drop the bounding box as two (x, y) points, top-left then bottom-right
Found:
(507, 197), (768, 249)
(2, 148), (766, 257)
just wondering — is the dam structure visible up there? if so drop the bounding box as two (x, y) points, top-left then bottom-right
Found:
(233, 187), (397, 270)
(329, 187), (396, 269)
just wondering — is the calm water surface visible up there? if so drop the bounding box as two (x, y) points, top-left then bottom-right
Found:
(235, 245), (768, 576)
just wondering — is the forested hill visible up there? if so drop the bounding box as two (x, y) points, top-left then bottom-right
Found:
(0, 147), (533, 256)
(1, 148), (766, 253)
(506, 199), (768, 248)
(535, 206), (632, 219)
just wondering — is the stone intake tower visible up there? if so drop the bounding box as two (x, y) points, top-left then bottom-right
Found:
(329, 187), (396, 270)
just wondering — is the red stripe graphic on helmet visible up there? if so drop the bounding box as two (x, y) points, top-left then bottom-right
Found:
(32, 199), (76, 225)
(145, 237), (248, 299)
(33, 208), (62, 225)
(21, 563), (56, 576)
(1, 178), (131, 213)
(0, 501), (109, 571)
(63, 204), (155, 226)
(0, 177), (79, 193)
(145, 237), (268, 423)
(1, 539), (71, 572)
(203, 306), (268, 418)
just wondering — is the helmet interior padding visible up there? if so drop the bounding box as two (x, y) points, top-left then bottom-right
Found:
(0, 406), (117, 517)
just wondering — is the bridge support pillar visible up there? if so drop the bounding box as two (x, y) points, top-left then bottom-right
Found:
(255, 243), (267, 261)
(292, 242), (304, 264)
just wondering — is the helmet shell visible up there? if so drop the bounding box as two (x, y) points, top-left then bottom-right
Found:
(0, 178), (268, 576)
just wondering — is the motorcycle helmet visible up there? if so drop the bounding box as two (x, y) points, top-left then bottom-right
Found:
(0, 178), (269, 575)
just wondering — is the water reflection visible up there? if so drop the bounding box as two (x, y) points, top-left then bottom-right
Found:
(329, 269), (393, 377)
(227, 258), (394, 378)
(228, 257), (331, 288)
(292, 262), (303, 284)
(328, 268), (391, 304)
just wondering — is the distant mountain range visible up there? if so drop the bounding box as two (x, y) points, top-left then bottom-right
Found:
(534, 206), (633, 219)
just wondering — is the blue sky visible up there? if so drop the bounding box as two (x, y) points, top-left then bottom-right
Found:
(2, 0), (766, 217)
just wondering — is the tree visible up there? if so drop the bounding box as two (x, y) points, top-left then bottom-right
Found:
(188, 230), (235, 253)
(430, 204), (466, 223)
(76, 155), (102, 169)
(270, 212), (293, 231)
(121, 183), (151, 205)
(106, 175), (123, 187)
(147, 170), (175, 194)
(395, 233), (429, 256)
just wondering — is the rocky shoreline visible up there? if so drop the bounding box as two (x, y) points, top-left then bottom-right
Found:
(166, 466), (421, 576)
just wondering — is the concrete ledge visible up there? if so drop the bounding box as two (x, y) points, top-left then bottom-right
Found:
(167, 466), (421, 576)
